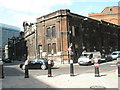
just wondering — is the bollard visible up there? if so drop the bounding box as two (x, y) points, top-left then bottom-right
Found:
(2, 65), (4, 78)
(118, 67), (120, 77)
(70, 59), (74, 76)
(48, 60), (52, 77)
(24, 65), (29, 78)
(117, 61), (120, 77)
(94, 62), (100, 77)
(0, 64), (4, 79)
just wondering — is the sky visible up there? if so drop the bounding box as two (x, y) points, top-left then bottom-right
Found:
(0, 0), (120, 31)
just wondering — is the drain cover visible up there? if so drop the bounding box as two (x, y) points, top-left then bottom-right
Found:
(90, 85), (106, 90)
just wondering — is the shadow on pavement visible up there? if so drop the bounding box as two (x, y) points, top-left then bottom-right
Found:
(1, 62), (55, 89)
(2, 75), (54, 88)
(4, 67), (24, 76)
(3, 61), (24, 66)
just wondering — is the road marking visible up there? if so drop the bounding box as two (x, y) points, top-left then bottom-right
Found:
(110, 65), (116, 67)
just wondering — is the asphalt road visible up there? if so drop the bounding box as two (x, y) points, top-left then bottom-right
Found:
(3, 60), (117, 77)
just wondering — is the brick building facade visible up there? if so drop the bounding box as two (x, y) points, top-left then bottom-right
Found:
(88, 6), (120, 25)
(23, 9), (119, 63)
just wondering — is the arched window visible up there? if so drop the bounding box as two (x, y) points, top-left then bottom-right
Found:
(52, 26), (56, 38)
(47, 27), (51, 38)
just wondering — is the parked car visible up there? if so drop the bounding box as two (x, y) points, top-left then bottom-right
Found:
(111, 51), (120, 60)
(106, 54), (113, 61)
(100, 54), (113, 62)
(2, 58), (11, 63)
(100, 55), (107, 62)
(20, 58), (54, 70)
(117, 56), (120, 62)
(0, 58), (3, 65)
(78, 52), (101, 65)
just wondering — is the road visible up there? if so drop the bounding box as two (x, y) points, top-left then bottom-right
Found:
(3, 60), (117, 77)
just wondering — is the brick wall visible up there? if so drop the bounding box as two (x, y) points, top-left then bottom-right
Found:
(88, 6), (120, 25)
(23, 9), (119, 63)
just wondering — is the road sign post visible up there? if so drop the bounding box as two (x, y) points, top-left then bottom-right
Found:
(68, 44), (74, 76)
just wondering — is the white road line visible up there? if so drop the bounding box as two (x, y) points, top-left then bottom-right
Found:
(110, 65), (117, 67)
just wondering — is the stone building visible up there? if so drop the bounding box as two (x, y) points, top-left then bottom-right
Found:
(88, 6), (120, 25)
(24, 9), (119, 63)
(23, 21), (37, 60)
(8, 32), (27, 61)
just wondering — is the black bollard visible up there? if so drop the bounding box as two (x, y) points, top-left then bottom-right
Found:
(48, 60), (52, 77)
(118, 67), (120, 77)
(0, 64), (4, 79)
(70, 59), (74, 76)
(117, 61), (120, 77)
(24, 65), (29, 78)
(94, 62), (100, 77)
(2, 65), (4, 78)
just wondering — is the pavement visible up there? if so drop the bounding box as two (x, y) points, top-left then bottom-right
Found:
(0, 63), (119, 90)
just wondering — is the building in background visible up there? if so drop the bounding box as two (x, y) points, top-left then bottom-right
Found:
(88, 6), (120, 25)
(8, 32), (27, 61)
(0, 23), (20, 59)
(23, 21), (36, 60)
(23, 9), (119, 63)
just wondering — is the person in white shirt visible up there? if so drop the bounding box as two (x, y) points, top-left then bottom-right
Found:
(24, 59), (29, 65)
(22, 60), (29, 70)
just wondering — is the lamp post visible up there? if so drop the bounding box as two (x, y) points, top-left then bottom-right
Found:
(48, 26), (53, 77)
(68, 43), (74, 76)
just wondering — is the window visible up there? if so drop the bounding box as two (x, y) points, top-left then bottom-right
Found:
(48, 43), (56, 54)
(52, 43), (56, 54)
(47, 27), (51, 38)
(109, 8), (112, 11)
(48, 44), (51, 54)
(39, 45), (42, 52)
(52, 26), (56, 37)
(75, 27), (80, 36)
(46, 26), (56, 38)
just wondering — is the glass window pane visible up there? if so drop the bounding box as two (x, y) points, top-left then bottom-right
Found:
(47, 27), (51, 38)
(52, 26), (56, 38)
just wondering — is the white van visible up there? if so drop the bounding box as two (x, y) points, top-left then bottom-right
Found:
(111, 51), (120, 60)
(78, 52), (101, 65)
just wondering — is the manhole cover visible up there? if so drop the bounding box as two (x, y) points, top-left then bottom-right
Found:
(90, 85), (106, 90)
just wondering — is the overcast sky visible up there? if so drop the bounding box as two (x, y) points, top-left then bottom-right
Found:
(0, 0), (119, 31)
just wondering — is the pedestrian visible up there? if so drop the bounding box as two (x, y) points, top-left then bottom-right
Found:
(24, 59), (29, 78)
(24, 59), (29, 66)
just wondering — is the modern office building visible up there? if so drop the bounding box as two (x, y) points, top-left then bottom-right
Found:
(0, 23), (20, 58)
